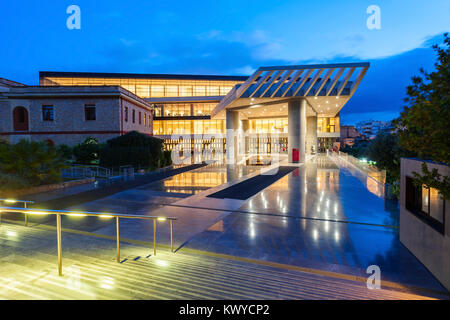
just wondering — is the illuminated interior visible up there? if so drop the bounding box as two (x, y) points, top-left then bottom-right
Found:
(41, 77), (241, 98)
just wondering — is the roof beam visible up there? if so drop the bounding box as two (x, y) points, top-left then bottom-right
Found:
(281, 70), (304, 97)
(270, 70), (293, 97)
(314, 68), (335, 96)
(236, 70), (262, 98)
(259, 70), (282, 97)
(326, 68), (345, 96)
(249, 71), (274, 98)
(297, 69), (324, 97)
(259, 62), (369, 71)
(337, 67), (355, 96)
(350, 67), (369, 96)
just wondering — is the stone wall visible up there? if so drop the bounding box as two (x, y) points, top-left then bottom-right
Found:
(400, 158), (450, 290)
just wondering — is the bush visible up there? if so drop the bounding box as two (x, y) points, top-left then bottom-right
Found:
(0, 139), (66, 187)
(57, 144), (73, 161)
(163, 150), (173, 167)
(0, 173), (29, 191)
(73, 138), (100, 164)
(99, 131), (166, 169)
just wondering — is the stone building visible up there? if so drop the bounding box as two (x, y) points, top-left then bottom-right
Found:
(0, 84), (153, 146)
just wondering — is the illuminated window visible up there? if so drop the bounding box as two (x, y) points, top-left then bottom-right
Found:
(405, 177), (445, 232)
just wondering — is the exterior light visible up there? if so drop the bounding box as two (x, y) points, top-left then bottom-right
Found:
(68, 213), (86, 217)
(4, 199), (17, 203)
(157, 217), (167, 221)
(100, 215), (114, 219)
(28, 211), (49, 215)
(336, 96), (339, 99)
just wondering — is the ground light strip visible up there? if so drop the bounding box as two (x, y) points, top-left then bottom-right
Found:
(5, 218), (447, 298)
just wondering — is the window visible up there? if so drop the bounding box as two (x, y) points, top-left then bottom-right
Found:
(85, 105), (96, 121)
(144, 114), (147, 126)
(42, 105), (54, 121)
(132, 109), (136, 123)
(139, 112), (142, 125)
(13, 106), (29, 131)
(405, 176), (445, 233)
(124, 107), (128, 122)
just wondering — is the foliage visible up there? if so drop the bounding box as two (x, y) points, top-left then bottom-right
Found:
(0, 173), (29, 191)
(0, 140), (66, 187)
(99, 131), (167, 169)
(412, 163), (450, 200)
(56, 144), (73, 161)
(395, 33), (450, 198)
(368, 131), (414, 184)
(73, 137), (100, 164)
(340, 140), (371, 159)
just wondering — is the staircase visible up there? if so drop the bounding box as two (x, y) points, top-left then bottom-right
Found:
(0, 223), (438, 300)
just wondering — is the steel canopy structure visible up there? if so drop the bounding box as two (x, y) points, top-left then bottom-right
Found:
(211, 62), (369, 120)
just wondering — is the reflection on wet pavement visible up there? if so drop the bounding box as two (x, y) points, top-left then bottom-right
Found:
(141, 163), (261, 195)
(183, 155), (445, 291)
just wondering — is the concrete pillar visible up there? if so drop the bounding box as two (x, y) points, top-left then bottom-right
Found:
(288, 99), (306, 163)
(306, 116), (318, 155)
(241, 119), (249, 156)
(226, 109), (240, 163)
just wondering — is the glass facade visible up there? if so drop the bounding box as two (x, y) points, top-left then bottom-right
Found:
(249, 118), (288, 134)
(154, 103), (217, 117)
(41, 77), (240, 98)
(153, 120), (225, 135)
(318, 117), (340, 133)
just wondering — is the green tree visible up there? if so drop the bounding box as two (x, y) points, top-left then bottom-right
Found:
(99, 131), (167, 169)
(396, 33), (450, 199)
(73, 137), (100, 164)
(0, 140), (66, 186)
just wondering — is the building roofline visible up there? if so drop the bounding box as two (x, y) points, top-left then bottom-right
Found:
(4, 85), (153, 110)
(39, 71), (249, 82)
(258, 62), (370, 71)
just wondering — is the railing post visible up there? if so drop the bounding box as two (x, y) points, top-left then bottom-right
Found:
(24, 202), (28, 227)
(170, 220), (174, 253)
(116, 217), (120, 263)
(153, 219), (156, 256)
(56, 213), (63, 276)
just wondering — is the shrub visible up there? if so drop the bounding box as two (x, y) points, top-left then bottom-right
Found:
(73, 138), (100, 164)
(0, 173), (29, 191)
(99, 131), (165, 169)
(57, 144), (73, 161)
(0, 139), (66, 186)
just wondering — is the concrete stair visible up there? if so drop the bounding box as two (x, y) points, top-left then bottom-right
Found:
(0, 223), (437, 300)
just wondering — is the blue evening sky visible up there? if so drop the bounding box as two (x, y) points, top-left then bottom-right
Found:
(1, 0), (449, 124)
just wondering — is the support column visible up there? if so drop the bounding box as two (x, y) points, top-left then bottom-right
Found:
(226, 110), (240, 164)
(241, 119), (249, 156)
(288, 99), (306, 163)
(306, 116), (318, 155)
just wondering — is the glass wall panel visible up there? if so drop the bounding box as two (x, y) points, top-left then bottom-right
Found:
(41, 77), (243, 98)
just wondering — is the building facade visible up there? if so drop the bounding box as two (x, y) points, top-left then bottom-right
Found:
(0, 62), (369, 162)
(400, 158), (449, 290)
(0, 84), (153, 146)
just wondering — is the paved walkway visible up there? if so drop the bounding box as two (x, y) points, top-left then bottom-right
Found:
(1, 155), (448, 299)
(0, 224), (438, 300)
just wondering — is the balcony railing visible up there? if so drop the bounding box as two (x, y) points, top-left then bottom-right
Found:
(0, 204), (176, 276)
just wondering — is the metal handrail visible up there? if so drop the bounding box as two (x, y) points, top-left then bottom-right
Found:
(0, 199), (34, 226)
(0, 205), (176, 276)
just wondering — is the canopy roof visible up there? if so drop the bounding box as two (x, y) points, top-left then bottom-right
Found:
(211, 62), (369, 119)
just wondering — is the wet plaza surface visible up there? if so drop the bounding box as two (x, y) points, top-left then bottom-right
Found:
(10, 156), (447, 293)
